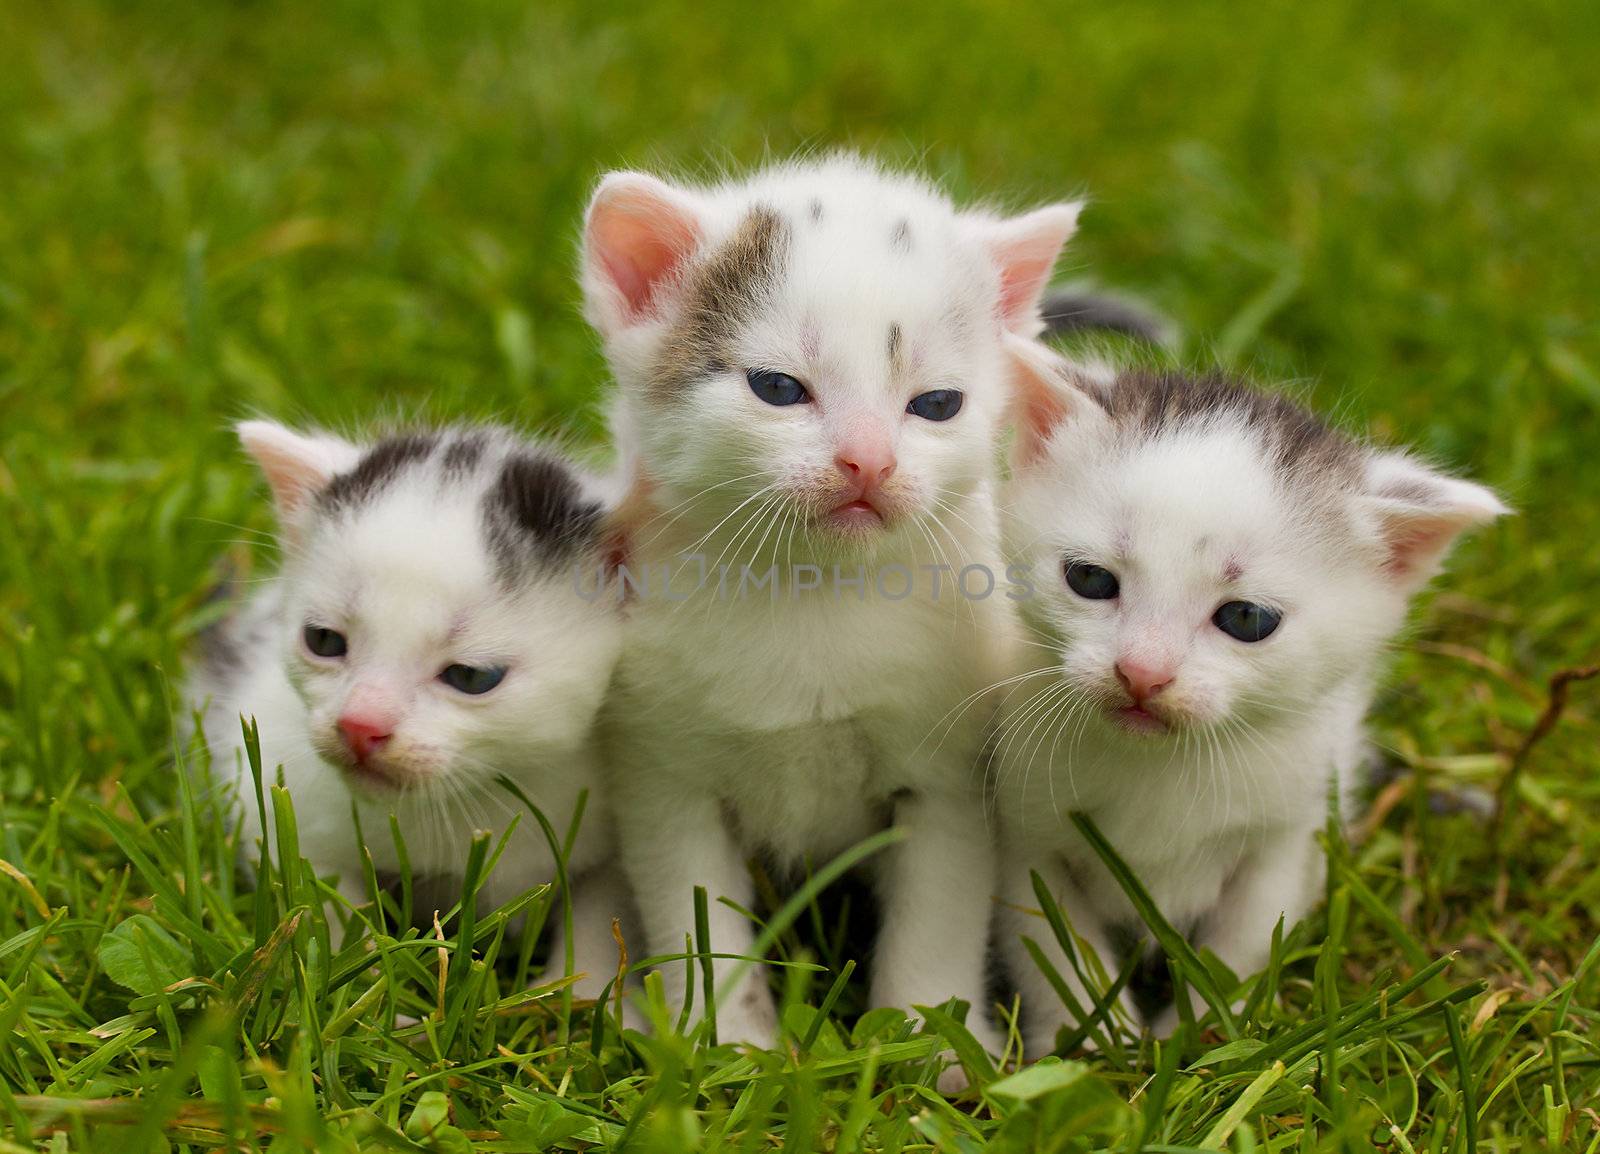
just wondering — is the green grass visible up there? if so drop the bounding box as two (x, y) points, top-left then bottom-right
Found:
(3, 0), (1599, 1149)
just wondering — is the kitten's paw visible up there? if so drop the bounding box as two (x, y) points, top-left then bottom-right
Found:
(936, 1054), (971, 1095)
(617, 998), (650, 1036)
(1148, 1005), (1181, 1038)
(929, 1013), (1002, 1094)
(709, 980), (780, 1049)
(1023, 1026), (1067, 1060)
(1023, 1017), (1103, 1059)
(963, 1015), (1006, 1059)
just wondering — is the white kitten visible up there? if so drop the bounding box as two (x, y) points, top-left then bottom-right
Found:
(995, 352), (1506, 1053)
(189, 421), (631, 999)
(580, 154), (1080, 1057)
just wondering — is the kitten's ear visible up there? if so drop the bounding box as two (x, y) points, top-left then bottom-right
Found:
(236, 420), (361, 523)
(1004, 333), (1107, 467)
(1361, 452), (1508, 588)
(582, 171), (709, 335)
(594, 474), (655, 608)
(978, 202), (1083, 333)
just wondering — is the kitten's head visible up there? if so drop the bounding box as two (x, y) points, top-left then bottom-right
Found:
(238, 420), (623, 795)
(1004, 354), (1506, 738)
(581, 155), (1080, 557)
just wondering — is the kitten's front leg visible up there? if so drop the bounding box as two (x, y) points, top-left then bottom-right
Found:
(999, 852), (1126, 1059)
(318, 858), (374, 945)
(1184, 826), (1324, 1019)
(614, 784), (776, 1047)
(869, 789), (1003, 1058)
(559, 864), (634, 1004)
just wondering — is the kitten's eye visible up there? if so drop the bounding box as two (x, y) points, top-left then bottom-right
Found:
(439, 664), (507, 695)
(746, 369), (810, 406)
(303, 625), (348, 658)
(1064, 562), (1119, 600)
(1213, 601), (1282, 642)
(906, 389), (964, 421)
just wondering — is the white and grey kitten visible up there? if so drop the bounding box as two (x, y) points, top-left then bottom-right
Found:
(190, 421), (630, 999)
(580, 154), (1081, 1058)
(995, 351), (1506, 1052)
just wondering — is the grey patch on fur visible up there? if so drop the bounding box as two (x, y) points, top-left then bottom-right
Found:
(887, 322), (903, 367)
(889, 217), (912, 254)
(320, 432), (439, 510)
(655, 205), (790, 399)
(1090, 370), (1362, 488)
(1106, 918), (1203, 1023)
(441, 430), (489, 476)
(1372, 476), (1441, 505)
(195, 580), (279, 704)
(941, 300), (974, 344)
(483, 449), (604, 583)
(807, 198), (823, 224)
(1041, 288), (1170, 345)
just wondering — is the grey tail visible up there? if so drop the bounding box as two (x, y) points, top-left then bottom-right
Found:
(1040, 287), (1171, 345)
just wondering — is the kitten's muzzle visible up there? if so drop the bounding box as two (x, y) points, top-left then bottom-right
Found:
(820, 447), (898, 531)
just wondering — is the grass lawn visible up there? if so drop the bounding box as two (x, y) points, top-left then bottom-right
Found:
(3, 1), (1600, 1149)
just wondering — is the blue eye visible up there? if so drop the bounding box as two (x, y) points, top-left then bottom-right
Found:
(439, 664), (507, 695)
(1213, 601), (1282, 642)
(1064, 562), (1119, 600)
(906, 389), (964, 421)
(303, 625), (348, 658)
(746, 369), (810, 406)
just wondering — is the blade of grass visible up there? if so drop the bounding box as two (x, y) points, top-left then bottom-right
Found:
(1069, 812), (1237, 1037)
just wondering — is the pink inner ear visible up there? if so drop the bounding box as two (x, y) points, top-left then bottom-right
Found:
(1017, 375), (1070, 465)
(1004, 334), (1074, 465)
(1382, 514), (1461, 581)
(990, 205), (1080, 331)
(237, 422), (343, 521)
(587, 181), (703, 324)
(997, 250), (1054, 328)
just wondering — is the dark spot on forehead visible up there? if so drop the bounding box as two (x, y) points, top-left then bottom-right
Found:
(807, 198), (823, 223)
(320, 432), (438, 510)
(656, 205), (791, 400)
(890, 218), (912, 254)
(483, 450), (604, 584)
(441, 431), (488, 475)
(887, 322), (903, 366)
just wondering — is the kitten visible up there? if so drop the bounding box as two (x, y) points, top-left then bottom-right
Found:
(190, 420), (630, 999)
(580, 154), (1081, 1059)
(994, 351), (1505, 1052)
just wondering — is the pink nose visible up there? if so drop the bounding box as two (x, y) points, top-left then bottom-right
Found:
(337, 715), (393, 762)
(1115, 660), (1175, 704)
(834, 445), (896, 491)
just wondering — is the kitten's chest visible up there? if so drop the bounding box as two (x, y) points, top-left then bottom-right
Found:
(718, 718), (888, 863)
(1003, 720), (1341, 923)
(627, 584), (985, 730)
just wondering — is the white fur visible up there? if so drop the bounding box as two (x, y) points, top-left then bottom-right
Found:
(995, 370), (1505, 1054)
(189, 424), (629, 1000)
(584, 155), (1079, 1055)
